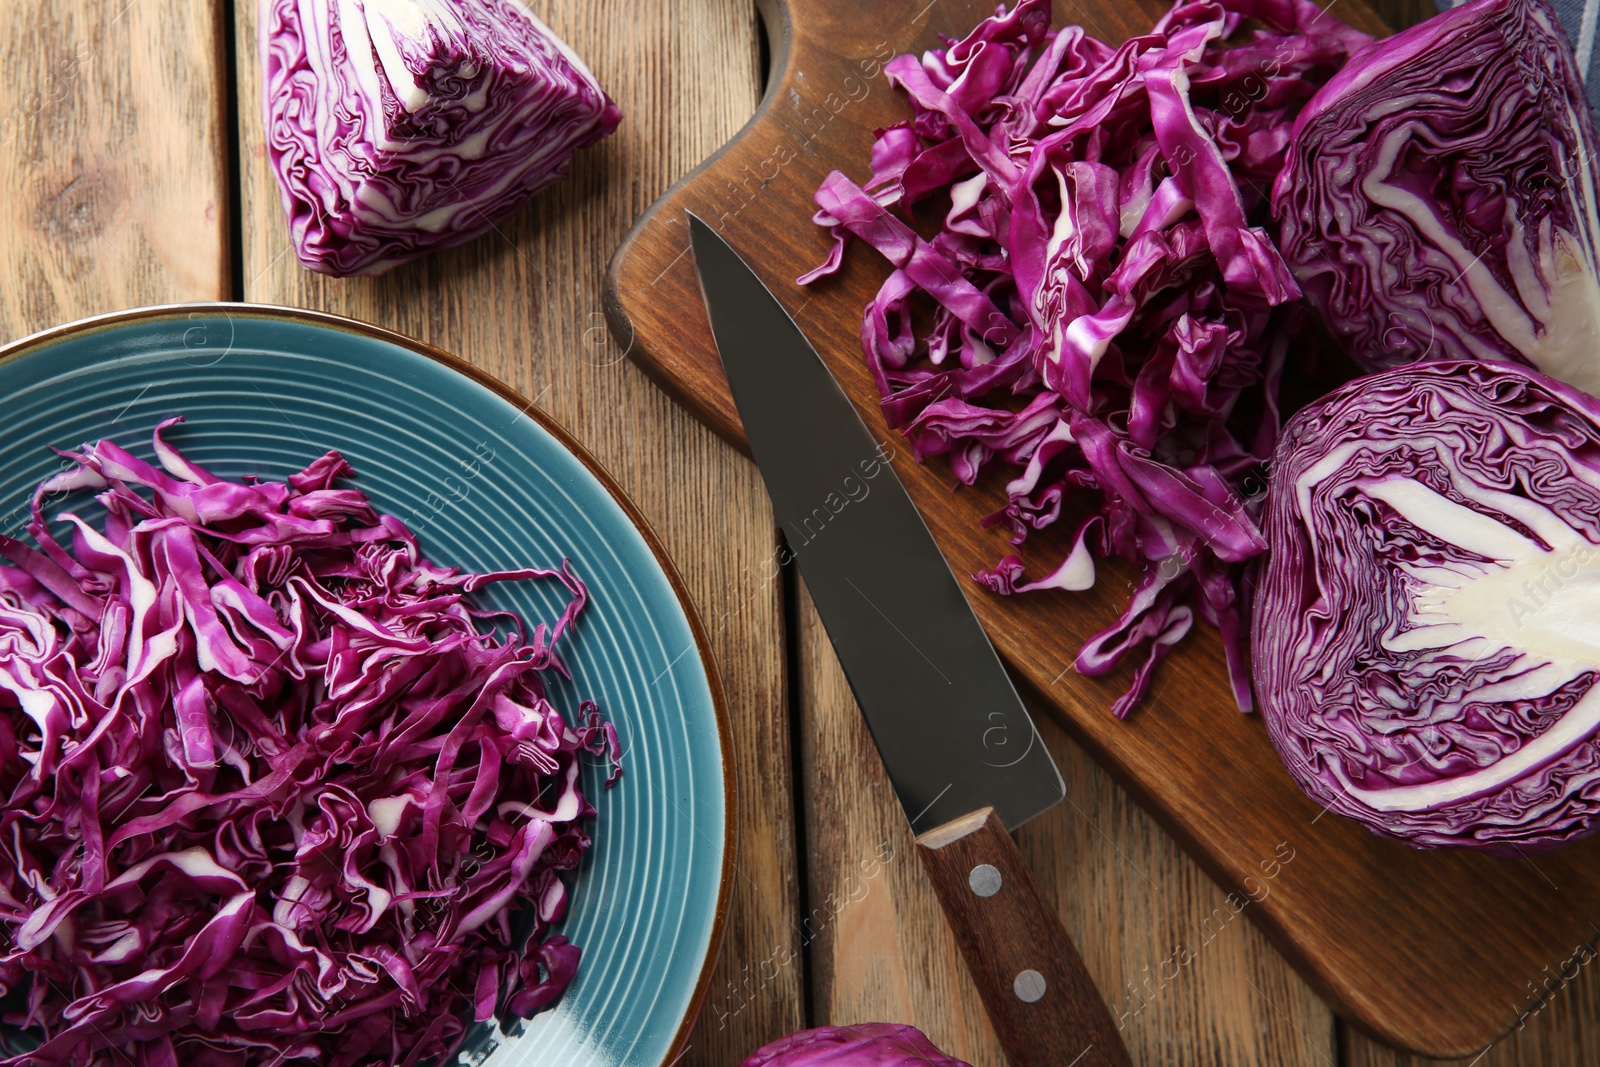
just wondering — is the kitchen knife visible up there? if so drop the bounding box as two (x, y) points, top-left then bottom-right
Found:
(688, 214), (1132, 1067)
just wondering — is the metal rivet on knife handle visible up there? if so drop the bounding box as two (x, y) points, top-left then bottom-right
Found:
(969, 863), (1002, 897)
(1014, 969), (1047, 1003)
(912, 807), (1134, 1066)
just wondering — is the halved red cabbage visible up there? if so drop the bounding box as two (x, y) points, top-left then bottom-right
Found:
(1275, 0), (1600, 395)
(1254, 361), (1600, 851)
(739, 1024), (972, 1067)
(0, 420), (620, 1064)
(802, 0), (1369, 715)
(262, 0), (623, 277)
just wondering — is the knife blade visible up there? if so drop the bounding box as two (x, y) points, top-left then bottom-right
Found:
(688, 214), (1132, 1067)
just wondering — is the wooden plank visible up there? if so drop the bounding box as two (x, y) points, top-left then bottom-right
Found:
(0, 0), (228, 341)
(604, 0), (1600, 1055)
(1344, 963), (1600, 1067)
(797, 581), (1336, 1066)
(232, 2), (801, 1064)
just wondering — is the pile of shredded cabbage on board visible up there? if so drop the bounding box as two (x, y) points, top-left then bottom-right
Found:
(0, 420), (620, 1066)
(803, 0), (1371, 716)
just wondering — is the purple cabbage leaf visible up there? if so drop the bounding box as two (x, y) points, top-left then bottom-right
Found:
(738, 1023), (973, 1067)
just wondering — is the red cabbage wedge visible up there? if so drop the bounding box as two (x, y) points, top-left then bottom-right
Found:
(0, 421), (619, 1065)
(1254, 362), (1600, 851)
(1275, 0), (1600, 394)
(262, 0), (623, 277)
(802, 0), (1370, 716)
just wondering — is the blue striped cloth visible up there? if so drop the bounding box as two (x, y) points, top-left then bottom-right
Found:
(1436, 0), (1600, 113)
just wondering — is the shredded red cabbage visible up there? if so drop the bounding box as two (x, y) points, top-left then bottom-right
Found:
(0, 419), (620, 1066)
(801, 0), (1369, 715)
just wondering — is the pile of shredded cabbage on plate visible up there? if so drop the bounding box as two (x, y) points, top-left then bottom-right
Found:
(0, 420), (620, 1066)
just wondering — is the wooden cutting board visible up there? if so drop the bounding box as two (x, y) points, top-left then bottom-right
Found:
(604, 0), (1600, 1057)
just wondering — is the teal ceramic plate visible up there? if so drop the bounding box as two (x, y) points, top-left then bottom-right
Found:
(0, 305), (733, 1067)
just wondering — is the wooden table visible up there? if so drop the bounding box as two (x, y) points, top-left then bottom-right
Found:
(0, 1), (1593, 1064)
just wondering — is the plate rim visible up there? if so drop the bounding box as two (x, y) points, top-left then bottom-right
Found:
(0, 301), (738, 1067)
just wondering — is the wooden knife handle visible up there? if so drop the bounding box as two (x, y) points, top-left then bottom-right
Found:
(915, 808), (1133, 1067)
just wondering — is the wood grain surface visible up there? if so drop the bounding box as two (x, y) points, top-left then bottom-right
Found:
(0, 0), (228, 337)
(797, 580), (1339, 1067)
(606, 0), (1600, 1059)
(2, 0), (1596, 1064)
(230, 2), (806, 1063)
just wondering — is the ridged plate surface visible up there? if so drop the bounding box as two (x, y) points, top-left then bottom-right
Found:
(0, 305), (731, 1067)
